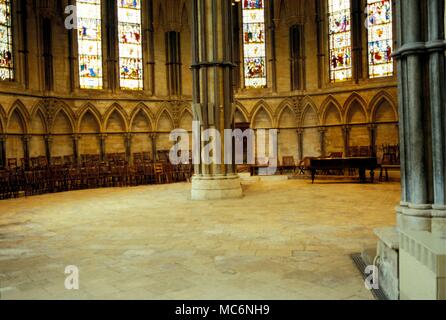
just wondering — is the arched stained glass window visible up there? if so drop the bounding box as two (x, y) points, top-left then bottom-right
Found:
(77, 0), (103, 89)
(328, 0), (352, 82)
(242, 0), (267, 88)
(0, 0), (13, 81)
(118, 0), (143, 90)
(367, 0), (393, 78)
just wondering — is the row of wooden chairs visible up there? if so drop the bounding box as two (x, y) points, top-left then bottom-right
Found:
(0, 161), (194, 200)
(348, 146), (374, 158)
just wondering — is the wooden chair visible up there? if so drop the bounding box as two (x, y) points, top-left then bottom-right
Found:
(143, 163), (155, 184)
(133, 153), (143, 163)
(379, 145), (401, 181)
(281, 156), (296, 174)
(0, 170), (12, 199)
(297, 157), (315, 175)
(142, 152), (151, 162)
(30, 157), (40, 169)
(63, 155), (74, 166)
(154, 163), (168, 184)
(7, 158), (18, 169)
(67, 167), (81, 190)
(349, 146), (360, 158)
(157, 150), (170, 163)
(329, 152), (343, 159)
(359, 146), (370, 157)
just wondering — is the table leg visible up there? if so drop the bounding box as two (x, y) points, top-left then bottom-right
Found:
(359, 169), (366, 183)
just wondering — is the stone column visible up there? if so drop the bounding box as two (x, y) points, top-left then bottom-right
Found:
(375, 0), (446, 301)
(297, 128), (304, 161)
(150, 133), (157, 162)
(315, 0), (325, 89)
(22, 135), (30, 170)
(393, 0), (446, 233)
(342, 125), (351, 157)
(44, 135), (52, 165)
(190, 0), (242, 200)
(106, 1), (118, 92)
(351, 0), (363, 83)
(145, 0), (155, 95)
(267, 0), (277, 92)
(99, 134), (107, 162)
(427, 0), (446, 235)
(0, 135), (6, 168)
(368, 124), (377, 157)
(318, 127), (326, 158)
(72, 135), (80, 166)
(125, 133), (133, 163)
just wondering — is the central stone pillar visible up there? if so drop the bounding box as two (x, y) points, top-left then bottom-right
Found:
(190, 0), (242, 200)
(394, 0), (446, 234)
(374, 0), (446, 300)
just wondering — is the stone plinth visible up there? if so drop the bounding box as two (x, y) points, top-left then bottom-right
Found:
(191, 175), (243, 200)
(374, 227), (400, 300)
(399, 230), (446, 300)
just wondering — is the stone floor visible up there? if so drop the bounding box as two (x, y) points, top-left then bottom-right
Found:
(0, 179), (400, 300)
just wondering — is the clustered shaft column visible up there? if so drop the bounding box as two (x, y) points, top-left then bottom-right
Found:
(394, 0), (446, 236)
(190, 0), (242, 200)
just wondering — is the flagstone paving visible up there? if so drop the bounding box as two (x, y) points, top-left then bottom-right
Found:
(0, 179), (400, 300)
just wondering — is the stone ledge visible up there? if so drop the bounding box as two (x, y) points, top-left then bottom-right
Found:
(399, 230), (446, 277)
(374, 227), (400, 250)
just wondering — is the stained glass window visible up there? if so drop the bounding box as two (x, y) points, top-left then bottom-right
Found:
(118, 0), (143, 90)
(367, 0), (393, 78)
(77, 0), (103, 89)
(242, 0), (267, 88)
(328, 0), (352, 82)
(0, 0), (13, 81)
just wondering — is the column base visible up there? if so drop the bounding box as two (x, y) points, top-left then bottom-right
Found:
(397, 204), (432, 232)
(432, 206), (446, 238)
(191, 175), (243, 201)
(374, 227), (400, 300)
(399, 230), (446, 300)
(397, 204), (446, 237)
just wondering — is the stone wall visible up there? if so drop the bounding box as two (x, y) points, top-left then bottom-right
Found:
(0, 0), (399, 166)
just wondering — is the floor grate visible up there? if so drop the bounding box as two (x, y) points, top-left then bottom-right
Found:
(350, 253), (389, 301)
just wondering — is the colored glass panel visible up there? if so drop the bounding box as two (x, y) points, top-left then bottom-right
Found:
(0, 0), (13, 81)
(77, 0), (103, 89)
(118, 0), (143, 90)
(367, 0), (393, 78)
(242, 0), (267, 88)
(328, 0), (352, 82)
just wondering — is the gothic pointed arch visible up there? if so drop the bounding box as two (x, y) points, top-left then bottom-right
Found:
(30, 106), (48, 134)
(370, 91), (398, 123)
(129, 103), (155, 132)
(276, 100), (297, 129)
(320, 96), (343, 126)
(7, 100), (30, 134)
(251, 101), (274, 128)
(344, 93), (368, 124)
(51, 102), (76, 134)
(300, 98), (320, 127)
(103, 103), (129, 132)
(232, 101), (250, 124)
(156, 107), (175, 132)
(76, 103), (102, 133)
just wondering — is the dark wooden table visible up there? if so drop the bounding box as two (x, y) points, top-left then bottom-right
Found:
(309, 157), (378, 183)
(250, 164), (271, 176)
